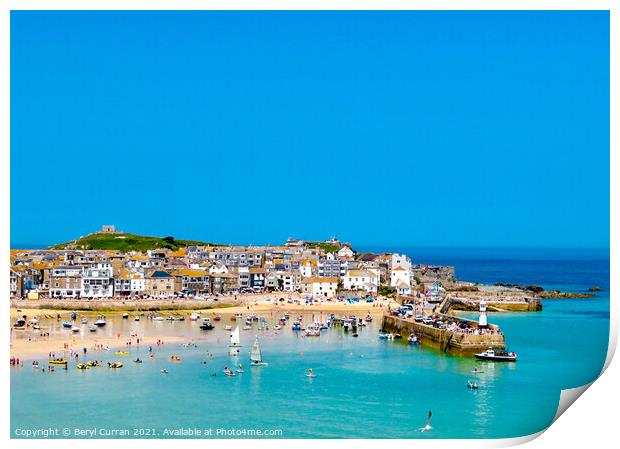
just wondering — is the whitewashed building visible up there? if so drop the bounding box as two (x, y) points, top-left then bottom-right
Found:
(130, 273), (146, 294)
(344, 269), (379, 294)
(337, 245), (354, 259)
(301, 277), (338, 299)
(81, 263), (114, 298)
(390, 266), (412, 295)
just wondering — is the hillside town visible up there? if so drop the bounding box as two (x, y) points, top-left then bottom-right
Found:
(10, 226), (455, 302)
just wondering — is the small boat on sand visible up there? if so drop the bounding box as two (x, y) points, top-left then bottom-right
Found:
(474, 349), (517, 362)
(94, 317), (107, 327)
(14, 318), (26, 328)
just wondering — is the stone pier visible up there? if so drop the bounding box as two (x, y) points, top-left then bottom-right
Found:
(382, 315), (506, 354)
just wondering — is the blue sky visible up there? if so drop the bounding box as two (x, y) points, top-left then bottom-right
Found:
(10, 11), (609, 248)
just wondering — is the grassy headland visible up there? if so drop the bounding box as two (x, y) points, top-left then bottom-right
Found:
(48, 233), (218, 253)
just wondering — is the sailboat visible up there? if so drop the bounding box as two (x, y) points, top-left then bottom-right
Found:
(229, 326), (241, 356)
(250, 337), (268, 366)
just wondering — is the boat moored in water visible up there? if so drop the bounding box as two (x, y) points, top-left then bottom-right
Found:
(48, 359), (67, 365)
(200, 318), (214, 330)
(474, 349), (517, 362)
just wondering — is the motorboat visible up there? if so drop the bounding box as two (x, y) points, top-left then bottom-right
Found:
(291, 321), (302, 331)
(108, 362), (124, 368)
(166, 315), (175, 321)
(378, 333), (395, 340)
(134, 316), (140, 321)
(122, 313), (129, 319)
(153, 316), (165, 321)
(224, 325), (233, 331)
(408, 333), (421, 345)
(200, 318), (214, 330)
(304, 324), (321, 337)
(474, 349), (517, 362)
(86, 361), (101, 367)
(62, 321), (72, 328)
(71, 326), (80, 332)
(189, 313), (201, 321)
(467, 381), (479, 389)
(89, 325), (97, 332)
(273, 324), (282, 331)
(365, 314), (373, 322)
(94, 317), (107, 327)
(213, 315), (221, 321)
(81, 317), (88, 324)
(14, 318), (26, 328)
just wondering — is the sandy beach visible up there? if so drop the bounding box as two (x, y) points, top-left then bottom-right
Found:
(10, 297), (398, 359)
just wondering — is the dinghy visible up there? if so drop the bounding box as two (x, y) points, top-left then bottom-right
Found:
(229, 326), (241, 356)
(250, 337), (268, 366)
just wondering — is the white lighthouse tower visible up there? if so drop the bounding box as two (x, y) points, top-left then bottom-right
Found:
(478, 299), (488, 328)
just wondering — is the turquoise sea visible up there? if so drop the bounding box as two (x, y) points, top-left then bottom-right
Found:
(10, 248), (610, 439)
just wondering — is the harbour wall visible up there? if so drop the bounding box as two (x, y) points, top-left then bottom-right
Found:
(382, 315), (506, 354)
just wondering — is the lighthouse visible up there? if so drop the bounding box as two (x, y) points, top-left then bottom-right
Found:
(478, 299), (488, 329)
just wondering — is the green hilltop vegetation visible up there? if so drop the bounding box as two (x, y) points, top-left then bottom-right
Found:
(49, 233), (218, 253)
(306, 241), (341, 253)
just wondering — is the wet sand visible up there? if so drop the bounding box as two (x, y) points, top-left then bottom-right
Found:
(10, 300), (396, 359)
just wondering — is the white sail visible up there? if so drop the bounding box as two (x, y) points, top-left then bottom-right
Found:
(250, 337), (262, 363)
(230, 326), (240, 346)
